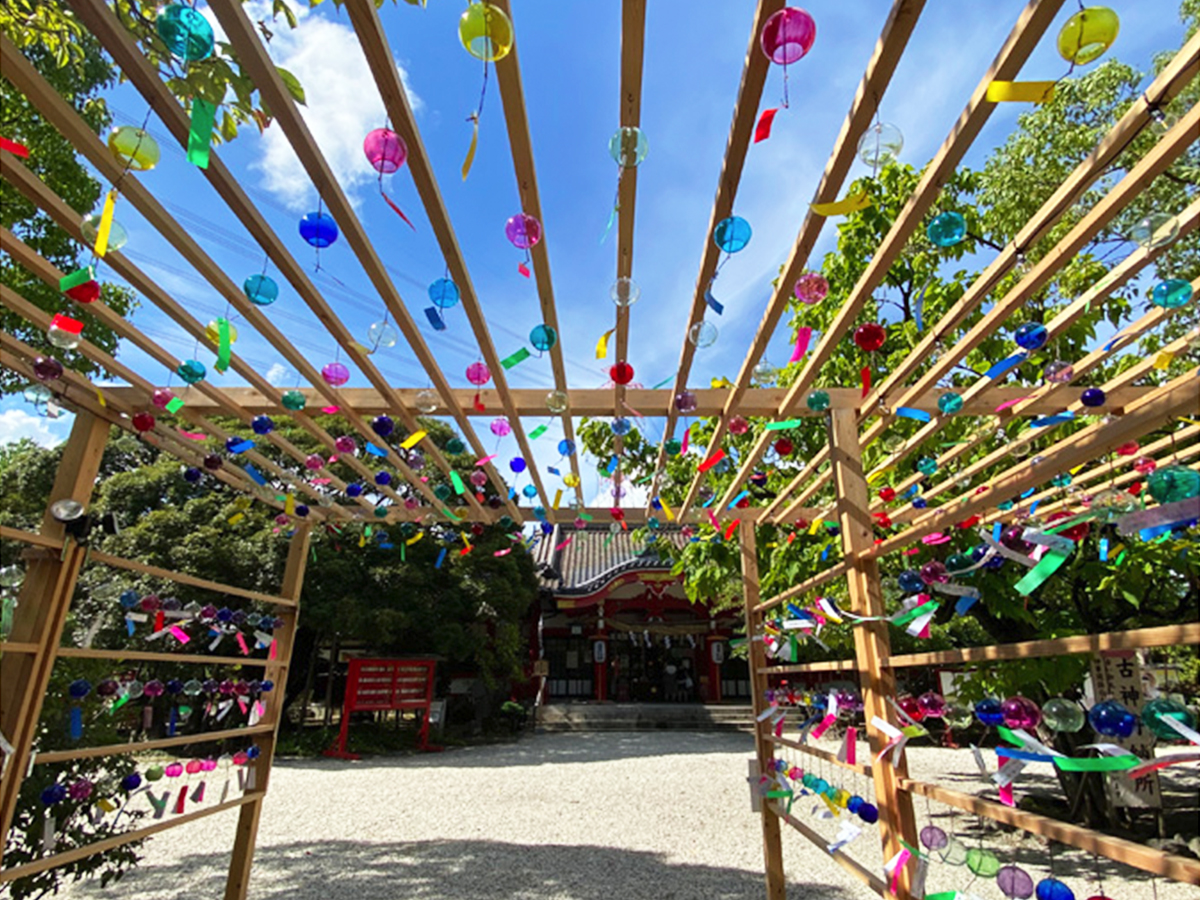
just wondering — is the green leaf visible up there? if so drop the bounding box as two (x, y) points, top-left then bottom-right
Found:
(220, 111), (238, 142)
(276, 66), (306, 105)
(273, 0), (299, 28)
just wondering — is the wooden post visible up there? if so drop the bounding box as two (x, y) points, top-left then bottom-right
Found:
(224, 523), (311, 900)
(0, 411), (110, 860)
(827, 408), (918, 899)
(739, 520), (786, 900)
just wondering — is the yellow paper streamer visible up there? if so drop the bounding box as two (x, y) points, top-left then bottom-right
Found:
(284, 494), (295, 516)
(227, 512), (245, 525)
(1154, 350), (1174, 370)
(811, 187), (871, 217)
(461, 531), (473, 552)
(867, 467), (893, 484)
(401, 430), (427, 449)
(406, 532), (424, 546)
(808, 519), (821, 535)
(95, 388), (106, 408)
(660, 498), (675, 522)
(986, 80), (1055, 103)
(462, 116), (479, 181)
(596, 327), (616, 360)
(710, 377), (734, 389)
(94, 190), (118, 257)
(1070, 463), (1087, 474)
(553, 489), (562, 510)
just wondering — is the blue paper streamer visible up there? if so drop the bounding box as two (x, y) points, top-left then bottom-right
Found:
(227, 438), (254, 454)
(424, 306), (446, 331)
(1019, 488), (1036, 499)
(913, 281), (928, 332)
(1099, 537), (1109, 562)
(1030, 499), (1041, 515)
(895, 407), (933, 423)
(955, 594), (979, 616)
(728, 489), (749, 509)
(1031, 412), (1075, 428)
(244, 464), (267, 486)
(435, 547), (447, 569)
(985, 353), (1027, 380)
(607, 455), (619, 475)
(992, 522), (1002, 541)
(547, 467), (560, 476)
(705, 289), (724, 315)
(365, 443), (388, 457)
(702, 494), (717, 508)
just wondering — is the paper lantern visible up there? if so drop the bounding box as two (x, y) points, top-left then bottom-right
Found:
(282, 390), (306, 411)
(177, 359), (206, 385)
(156, 4), (215, 61)
(689, 321), (718, 348)
(857, 122), (903, 167)
(853, 322), (886, 352)
(300, 212), (338, 248)
(490, 417), (511, 437)
(675, 390), (698, 413)
(466, 362), (491, 386)
(367, 321), (398, 350)
(429, 278), (461, 309)
(81, 212), (128, 252)
(1129, 212), (1178, 249)
(714, 216), (752, 253)
(108, 126), (161, 171)
(611, 277), (640, 307)
(363, 128), (407, 173)
(1057, 7), (1119, 65)
(760, 7), (816, 64)
(321, 362), (350, 387)
(1141, 697), (1196, 740)
(609, 126), (648, 167)
(505, 213), (542, 250)
(530, 324), (557, 352)
(793, 272), (828, 304)
(806, 390), (830, 412)
(546, 390), (569, 413)
(459, 3), (513, 62)
(1044, 360), (1074, 383)
(1150, 278), (1193, 309)
(243, 274), (279, 306)
(610, 361), (634, 385)
(927, 211), (966, 248)
(1147, 464), (1200, 503)
(1014, 322), (1048, 350)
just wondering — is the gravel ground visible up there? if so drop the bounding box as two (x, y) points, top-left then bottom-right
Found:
(47, 732), (1198, 900)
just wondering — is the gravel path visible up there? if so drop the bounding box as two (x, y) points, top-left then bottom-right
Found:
(48, 733), (1197, 900)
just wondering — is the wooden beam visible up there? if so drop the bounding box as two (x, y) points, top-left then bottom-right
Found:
(31, 724), (277, 765)
(740, 520), (787, 900)
(703, 0), (1060, 517)
(772, 803), (891, 896)
(767, 734), (874, 777)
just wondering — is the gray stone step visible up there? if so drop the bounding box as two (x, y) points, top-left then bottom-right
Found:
(536, 703), (753, 733)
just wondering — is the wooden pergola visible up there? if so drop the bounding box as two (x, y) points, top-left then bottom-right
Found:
(1, 0), (1198, 897)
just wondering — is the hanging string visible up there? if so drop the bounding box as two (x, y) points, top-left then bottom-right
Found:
(462, 53), (490, 180)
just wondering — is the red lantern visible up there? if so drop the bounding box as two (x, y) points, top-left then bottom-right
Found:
(853, 322), (886, 353)
(773, 437), (794, 456)
(610, 361), (634, 385)
(132, 412), (156, 433)
(878, 486), (896, 502)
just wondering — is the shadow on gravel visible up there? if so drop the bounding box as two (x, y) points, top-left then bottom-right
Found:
(60, 838), (842, 899)
(278, 731), (756, 771)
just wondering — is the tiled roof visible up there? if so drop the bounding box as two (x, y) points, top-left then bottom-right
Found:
(532, 525), (688, 595)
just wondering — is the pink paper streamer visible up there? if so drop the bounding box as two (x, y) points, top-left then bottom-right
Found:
(998, 782), (1015, 806)
(886, 849), (911, 895)
(236, 633), (250, 656)
(789, 327), (813, 364)
(168, 626), (190, 644)
(681, 426), (690, 455)
(903, 548), (921, 555)
(994, 397), (1030, 412)
(269, 638), (278, 660)
(707, 510), (720, 530)
(810, 714), (836, 740)
(311, 478), (332, 485)
(237, 697), (248, 715)
(476, 455), (497, 467)
(178, 429), (206, 440)
(845, 727), (857, 765)
(321, 406), (339, 413)
(922, 532), (951, 545)
(493, 548), (513, 556)
(555, 537), (573, 550)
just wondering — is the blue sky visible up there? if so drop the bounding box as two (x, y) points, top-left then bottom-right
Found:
(2, 1), (1189, 504)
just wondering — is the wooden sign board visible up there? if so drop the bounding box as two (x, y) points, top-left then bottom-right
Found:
(1089, 650), (1162, 810)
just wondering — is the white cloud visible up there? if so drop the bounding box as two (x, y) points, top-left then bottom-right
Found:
(212, 1), (422, 211)
(265, 362), (289, 385)
(0, 408), (73, 448)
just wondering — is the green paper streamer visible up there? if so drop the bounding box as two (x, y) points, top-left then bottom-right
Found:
(215, 317), (232, 373)
(187, 99), (217, 169)
(59, 266), (94, 292)
(925, 892), (960, 900)
(528, 424), (548, 439)
(165, 397), (184, 413)
(501, 348), (531, 369)
(893, 600), (939, 627)
(651, 375), (675, 389)
(604, 532), (615, 548)
(442, 507), (461, 521)
(1053, 754), (1140, 772)
(450, 471), (466, 495)
(1014, 548), (1071, 596)
(765, 418), (804, 431)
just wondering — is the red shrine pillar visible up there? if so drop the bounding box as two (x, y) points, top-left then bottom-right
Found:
(706, 635), (725, 703)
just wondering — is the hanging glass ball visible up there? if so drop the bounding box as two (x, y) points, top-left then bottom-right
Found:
(975, 698), (1004, 727)
(107, 126), (161, 170)
(918, 692), (947, 718)
(1133, 455), (1156, 475)
(132, 412), (155, 433)
(793, 272), (828, 305)
(363, 128), (407, 174)
(374, 471), (391, 486)
(414, 389), (439, 413)
(753, 359), (778, 387)
(916, 457), (938, 477)
(243, 274), (279, 306)
(997, 866), (1035, 900)
(1057, 6), (1120, 66)
(1088, 699), (1132, 736)
(156, 4), (215, 61)
(713, 216), (752, 254)
(563, 472), (580, 488)
(334, 435), (357, 454)
(760, 7), (816, 64)
(609, 126), (649, 168)
(927, 211), (967, 248)
(22, 382), (53, 404)
(251, 415), (274, 435)
(773, 437), (794, 456)
(1089, 488), (1138, 520)
(466, 362), (491, 386)
(1001, 695), (1042, 729)
(202, 453), (222, 471)
(806, 390), (830, 412)
(505, 213), (542, 250)
(177, 359), (206, 385)
(530, 324), (557, 352)
(609, 362), (635, 385)
(47, 321), (81, 350)
(1042, 698), (1086, 733)
(557, 439), (575, 456)
(372, 414), (394, 437)
(299, 212), (338, 248)
(728, 415), (749, 435)
(1147, 464), (1200, 503)
(81, 212), (128, 252)
(1080, 387), (1106, 407)
(1014, 322), (1048, 350)
(321, 362), (350, 387)
(966, 848), (1001, 878)
(282, 390), (306, 411)
(664, 438), (682, 456)
(445, 437), (466, 455)
(675, 390), (698, 414)
(304, 454), (323, 471)
(920, 825), (949, 850)
(944, 704), (974, 730)
(857, 122), (904, 167)
(609, 276), (642, 308)
(510, 457), (526, 473)
(522, 484), (538, 500)
(937, 391), (963, 415)
(491, 417), (511, 437)
(1150, 278), (1193, 309)
(367, 320), (398, 349)
(1035, 878), (1075, 900)
(611, 417), (632, 436)
(546, 390), (569, 413)
(458, 2), (514, 62)
(1044, 360), (1074, 384)
(1141, 697), (1196, 740)
(469, 470), (488, 488)
(919, 560), (949, 584)
(428, 278), (461, 309)
(689, 321), (718, 348)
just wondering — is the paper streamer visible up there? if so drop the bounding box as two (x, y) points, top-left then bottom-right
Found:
(596, 327), (615, 359)
(985, 353), (1027, 379)
(502, 348), (530, 369)
(450, 471), (466, 495)
(165, 396), (184, 413)
(895, 407), (932, 423)
(884, 848), (911, 895)
(529, 424), (548, 439)
(765, 418), (803, 431)
(462, 115), (479, 180)
(705, 289), (724, 315)
(94, 190), (117, 257)
(435, 547), (447, 568)
(986, 80), (1056, 103)
(1013, 547), (1072, 595)
(789, 327), (813, 364)
(214, 317), (232, 373)
(681, 426), (690, 455)
(698, 449), (726, 472)
(178, 428), (206, 440)
(860, 366), (871, 398)
(243, 464), (267, 486)
(187, 99), (217, 168)
(400, 430), (426, 449)
(812, 188), (871, 217)
(754, 107), (779, 143)
(0, 136), (30, 157)
(424, 307), (446, 331)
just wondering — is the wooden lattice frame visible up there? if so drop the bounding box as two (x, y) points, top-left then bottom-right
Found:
(0, 0), (1197, 896)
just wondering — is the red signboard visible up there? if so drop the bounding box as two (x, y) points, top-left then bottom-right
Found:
(324, 658), (441, 758)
